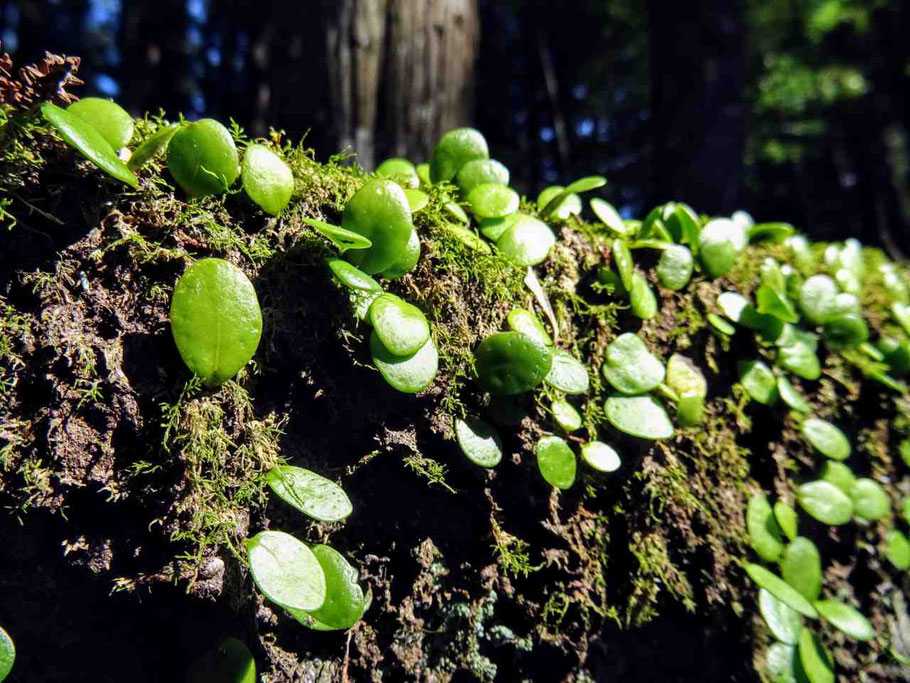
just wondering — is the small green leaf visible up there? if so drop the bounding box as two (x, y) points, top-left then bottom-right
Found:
(127, 122), (180, 170)
(265, 465), (353, 523)
(665, 354), (707, 399)
(290, 545), (366, 631)
(67, 97), (134, 148)
(781, 537), (823, 602)
(820, 461), (856, 495)
(544, 350), (590, 394)
(166, 118), (239, 197)
(885, 530), (910, 570)
(507, 307), (552, 346)
(170, 259), (262, 387)
(541, 176), (606, 217)
(537, 186), (581, 220)
(370, 333), (438, 394)
(814, 600), (874, 641)
(342, 179), (414, 273)
(456, 158), (509, 193)
(368, 294), (430, 357)
(747, 492), (786, 562)
(739, 360), (779, 405)
(326, 258), (383, 320)
(241, 143), (294, 216)
(778, 340), (822, 381)
(756, 284), (799, 323)
(430, 128), (489, 183)
(749, 222), (795, 243)
(444, 201), (471, 224)
(760, 589), (803, 645)
(480, 213), (521, 241)
(303, 218), (374, 252)
(402, 188), (429, 213)
(376, 157), (419, 188)
(590, 198), (628, 235)
(798, 629), (834, 683)
(801, 419), (851, 461)
(676, 392), (705, 427)
(40, 102), (139, 188)
(764, 643), (798, 683)
(799, 275), (839, 325)
(657, 245), (694, 290)
(247, 530), (326, 611)
(474, 331), (553, 395)
(797, 481), (854, 525)
(744, 563), (818, 618)
(466, 183), (519, 219)
(667, 203), (701, 249)
(601, 333), (665, 395)
(707, 313), (735, 336)
(777, 376), (812, 414)
(0, 627), (14, 683)
(613, 239), (634, 291)
(496, 215), (556, 267)
(774, 501), (799, 541)
(822, 313), (869, 351)
(455, 417), (503, 468)
(381, 228), (421, 279)
(551, 398), (582, 432)
(698, 218), (746, 278)
(850, 478), (890, 521)
(536, 436), (577, 490)
(186, 637), (256, 683)
(604, 394), (674, 440)
(629, 272), (658, 319)
(580, 441), (621, 472)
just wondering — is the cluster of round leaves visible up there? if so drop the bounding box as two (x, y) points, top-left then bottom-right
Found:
(41, 98), (296, 215)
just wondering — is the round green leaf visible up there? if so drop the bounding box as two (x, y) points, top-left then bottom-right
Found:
(601, 333), (665, 395)
(186, 637), (256, 683)
(814, 600), (874, 641)
(536, 436), (577, 490)
(166, 118), (240, 197)
(507, 307), (552, 347)
(170, 258), (262, 387)
(466, 183), (518, 219)
(778, 341), (822, 381)
(544, 350), (590, 394)
(765, 643), (798, 683)
(455, 417), (503, 468)
(878, 336), (910, 376)
(613, 239), (634, 291)
(604, 394), (674, 440)
(456, 158), (509, 193)
(343, 179), (414, 274)
(820, 461), (856, 495)
(496, 215), (556, 267)
(629, 272), (658, 319)
(403, 188), (429, 213)
(590, 198), (627, 235)
(781, 537), (823, 602)
(698, 218), (746, 278)
(127, 122), (179, 170)
(376, 157), (418, 188)
(430, 128), (488, 183)
(326, 258), (383, 320)
(657, 245), (694, 290)
(368, 294), (430, 357)
(885, 530), (910, 570)
(241, 143), (294, 215)
(381, 228), (421, 279)
(802, 419), (850, 461)
(739, 360), (779, 405)
(777, 376), (811, 414)
(760, 589), (803, 645)
(264, 465), (353, 523)
(0, 626), (14, 683)
(551, 398), (582, 432)
(676, 392), (705, 427)
(67, 97), (134, 148)
(474, 331), (553, 395)
(822, 313), (869, 351)
(416, 163), (430, 185)
(756, 284), (799, 323)
(370, 333), (438, 394)
(290, 545), (365, 631)
(247, 530), (326, 611)
(717, 291), (750, 323)
(537, 186), (581, 220)
(580, 441), (621, 473)
(797, 481), (854, 525)
(665, 354), (707, 399)
(748, 493), (786, 562)
(799, 275), (838, 325)
(798, 630), (834, 683)
(40, 102), (139, 188)
(444, 201), (470, 224)
(850, 478), (890, 521)
(480, 213), (522, 242)
(774, 501), (799, 541)
(744, 563), (818, 618)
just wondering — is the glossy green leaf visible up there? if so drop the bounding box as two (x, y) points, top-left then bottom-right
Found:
(67, 97), (134, 148)
(717, 291), (750, 322)
(802, 419), (850, 461)
(797, 481), (854, 525)
(799, 275), (838, 325)
(444, 201), (470, 224)
(744, 563), (818, 618)
(370, 333), (438, 394)
(416, 162), (430, 185)
(749, 222), (796, 243)
(480, 213), (521, 242)
(757, 284), (799, 323)
(760, 589), (803, 645)
(544, 350), (590, 394)
(885, 530), (910, 570)
(536, 436), (577, 490)
(381, 228), (421, 279)
(777, 376), (812, 414)
(814, 600), (874, 641)
(290, 545), (365, 631)
(186, 637), (256, 683)
(127, 122), (179, 170)
(170, 258), (262, 386)
(455, 417), (503, 468)
(698, 218), (746, 278)
(657, 245), (694, 290)
(496, 215), (556, 267)
(402, 188), (429, 213)
(778, 341), (822, 381)
(708, 313), (735, 336)
(466, 183), (519, 219)
(456, 158), (509, 193)
(541, 176), (606, 217)
(368, 294), (430, 357)
(612, 239), (634, 291)
(166, 118), (239, 196)
(850, 478), (890, 521)
(774, 501), (799, 541)
(629, 272), (658, 319)
(747, 492), (786, 562)
(537, 186), (581, 220)
(604, 394), (674, 440)
(676, 392), (705, 427)
(590, 198), (628, 235)
(822, 314), (869, 351)
(665, 354), (707, 399)
(765, 643), (798, 683)
(40, 102), (139, 188)
(739, 360), (779, 405)
(781, 537), (823, 602)
(265, 465), (352, 523)
(0, 627), (13, 683)
(878, 336), (910, 376)
(303, 218), (373, 253)
(798, 629), (834, 683)
(552, 398), (582, 432)
(342, 179), (413, 273)
(820, 461), (856, 495)
(375, 157), (419, 188)
(247, 530), (326, 611)
(507, 307), (552, 347)
(474, 331), (553, 395)
(326, 257), (383, 320)
(241, 143), (294, 215)
(667, 203), (701, 249)
(429, 128), (489, 183)
(580, 441), (621, 472)
(601, 333), (665, 395)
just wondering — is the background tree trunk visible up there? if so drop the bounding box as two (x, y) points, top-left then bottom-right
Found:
(323, 0), (479, 169)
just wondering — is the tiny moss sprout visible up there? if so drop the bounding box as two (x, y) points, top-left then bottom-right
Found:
(167, 118), (240, 197)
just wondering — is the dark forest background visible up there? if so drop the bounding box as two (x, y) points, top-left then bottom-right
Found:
(2, 0), (909, 253)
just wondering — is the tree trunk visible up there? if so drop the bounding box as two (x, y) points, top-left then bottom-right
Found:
(324, 0), (479, 169)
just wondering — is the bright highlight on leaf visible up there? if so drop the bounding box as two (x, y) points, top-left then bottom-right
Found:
(247, 530), (326, 611)
(265, 465), (353, 523)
